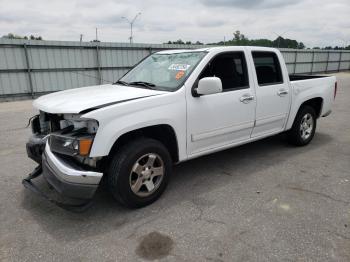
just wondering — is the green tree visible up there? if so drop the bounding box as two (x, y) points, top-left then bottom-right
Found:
(174, 39), (185, 44)
(2, 33), (27, 39)
(233, 30), (247, 41)
(30, 35), (42, 40)
(165, 39), (186, 45)
(298, 42), (305, 49)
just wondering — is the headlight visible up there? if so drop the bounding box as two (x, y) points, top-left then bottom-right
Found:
(49, 135), (94, 157)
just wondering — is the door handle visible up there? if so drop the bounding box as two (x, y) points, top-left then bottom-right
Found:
(240, 95), (254, 103)
(277, 89), (289, 96)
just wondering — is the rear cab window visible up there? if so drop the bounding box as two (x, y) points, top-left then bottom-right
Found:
(252, 51), (283, 86)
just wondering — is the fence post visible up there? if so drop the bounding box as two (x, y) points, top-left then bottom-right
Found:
(310, 50), (315, 74)
(337, 51), (342, 72)
(23, 43), (35, 98)
(293, 50), (298, 74)
(325, 51), (330, 73)
(96, 44), (102, 84)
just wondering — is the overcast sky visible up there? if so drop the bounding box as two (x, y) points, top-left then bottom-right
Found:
(0, 0), (349, 47)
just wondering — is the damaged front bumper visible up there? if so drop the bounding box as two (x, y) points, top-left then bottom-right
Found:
(23, 136), (103, 210)
(42, 141), (103, 199)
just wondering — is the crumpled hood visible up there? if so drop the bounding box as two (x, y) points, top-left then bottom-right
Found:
(33, 84), (167, 114)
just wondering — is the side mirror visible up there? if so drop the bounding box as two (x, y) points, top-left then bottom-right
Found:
(195, 77), (222, 96)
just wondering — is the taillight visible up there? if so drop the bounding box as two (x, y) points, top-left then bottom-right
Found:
(334, 82), (337, 100)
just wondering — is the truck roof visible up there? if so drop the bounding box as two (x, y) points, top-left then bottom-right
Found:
(156, 46), (278, 54)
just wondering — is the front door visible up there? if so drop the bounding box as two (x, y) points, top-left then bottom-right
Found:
(187, 51), (256, 156)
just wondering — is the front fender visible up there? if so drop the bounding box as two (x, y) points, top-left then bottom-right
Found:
(83, 90), (187, 161)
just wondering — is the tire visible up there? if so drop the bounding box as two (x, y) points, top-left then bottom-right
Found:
(287, 105), (317, 146)
(107, 138), (172, 208)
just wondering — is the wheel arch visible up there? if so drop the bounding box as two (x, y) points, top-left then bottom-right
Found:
(298, 97), (323, 118)
(286, 96), (323, 130)
(108, 124), (180, 163)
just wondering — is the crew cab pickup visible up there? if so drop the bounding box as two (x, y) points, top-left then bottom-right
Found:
(24, 46), (337, 209)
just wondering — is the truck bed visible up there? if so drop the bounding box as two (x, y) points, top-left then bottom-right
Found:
(289, 74), (330, 82)
(288, 73), (336, 124)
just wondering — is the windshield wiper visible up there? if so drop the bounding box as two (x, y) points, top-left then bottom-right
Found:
(114, 80), (129, 86)
(128, 81), (156, 89)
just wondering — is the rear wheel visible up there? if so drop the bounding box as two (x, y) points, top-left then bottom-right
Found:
(287, 105), (317, 146)
(107, 138), (172, 208)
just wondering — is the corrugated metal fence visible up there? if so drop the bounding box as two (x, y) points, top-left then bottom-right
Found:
(0, 38), (349, 100)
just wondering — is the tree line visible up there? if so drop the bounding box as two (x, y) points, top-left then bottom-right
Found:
(1, 33), (43, 40)
(166, 30), (350, 50)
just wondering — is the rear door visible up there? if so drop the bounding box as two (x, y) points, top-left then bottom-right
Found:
(250, 51), (291, 137)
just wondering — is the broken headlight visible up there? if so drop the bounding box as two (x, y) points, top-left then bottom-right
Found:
(49, 135), (94, 157)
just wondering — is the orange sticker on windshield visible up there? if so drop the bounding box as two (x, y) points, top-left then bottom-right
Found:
(175, 71), (185, 80)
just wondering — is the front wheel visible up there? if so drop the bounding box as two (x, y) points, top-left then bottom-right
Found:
(287, 105), (317, 146)
(107, 138), (172, 208)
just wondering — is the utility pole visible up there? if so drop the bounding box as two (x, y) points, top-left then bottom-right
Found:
(80, 34), (83, 43)
(95, 28), (98, 41)
(121, 12), (141, 44)
(224, 36), (226, 45)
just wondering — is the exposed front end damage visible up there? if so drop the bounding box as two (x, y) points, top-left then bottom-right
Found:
(23, 111), (103, 211)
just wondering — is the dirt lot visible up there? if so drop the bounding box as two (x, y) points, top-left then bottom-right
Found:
(0, 72), (349, 262)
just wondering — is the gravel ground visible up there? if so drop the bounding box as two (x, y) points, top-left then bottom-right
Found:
(0, 72), (349, 262)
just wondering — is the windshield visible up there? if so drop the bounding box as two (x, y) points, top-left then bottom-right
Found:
(119, 51), (207, 91)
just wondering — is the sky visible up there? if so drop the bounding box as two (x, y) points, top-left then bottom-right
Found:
(0, 0), (349, 47)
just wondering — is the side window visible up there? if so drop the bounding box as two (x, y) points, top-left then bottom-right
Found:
(252, 52), (283, 85)
(199, 52), (249, 91)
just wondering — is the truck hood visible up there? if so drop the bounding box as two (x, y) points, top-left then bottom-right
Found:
(33, 84), (167, 114)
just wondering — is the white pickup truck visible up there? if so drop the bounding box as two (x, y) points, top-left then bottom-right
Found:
(24, 46), (337, 209)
